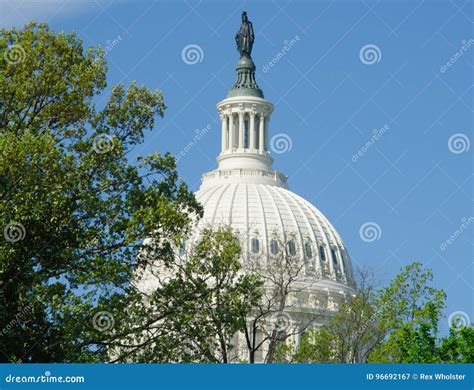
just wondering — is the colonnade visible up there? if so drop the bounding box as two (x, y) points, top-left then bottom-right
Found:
(220, 110), (269, 153)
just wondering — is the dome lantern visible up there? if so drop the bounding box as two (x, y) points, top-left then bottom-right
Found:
(213, 12), (281, 182)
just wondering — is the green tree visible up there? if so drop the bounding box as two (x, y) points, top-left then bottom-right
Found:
(0, 22), (204, 362)
(275, 262), (472, 364)
(438, 326), (474, 363)
(274, 268), (383, 363)
(368, 262), (446, 363)
(114, 227), (263, 363)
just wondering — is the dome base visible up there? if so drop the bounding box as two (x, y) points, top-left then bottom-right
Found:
(217, 149), (273, 170)
(200, 167), (288, 190)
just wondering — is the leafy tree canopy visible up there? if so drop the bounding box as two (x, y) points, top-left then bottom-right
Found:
(0, 22), (203, 362)
(275, 262), (473, 364)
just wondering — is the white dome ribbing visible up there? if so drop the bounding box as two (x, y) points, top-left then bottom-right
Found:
(193, 183), (354, 285)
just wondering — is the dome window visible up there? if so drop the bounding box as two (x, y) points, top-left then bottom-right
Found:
(331, 248), (338, 265)
(251, 238), (260, 254)
(319, 246), (326, 261)
(270, 239), (279, 255)
(287, 240), (297, 256)
(304, 241), (313, 258)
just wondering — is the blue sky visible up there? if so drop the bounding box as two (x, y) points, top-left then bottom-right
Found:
(2, 0), (472, 332)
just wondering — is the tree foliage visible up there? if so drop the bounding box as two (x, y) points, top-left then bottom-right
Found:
(112, 227), (262, 363)
(0, 22), (204, 362)
(275, 262), (473, 364)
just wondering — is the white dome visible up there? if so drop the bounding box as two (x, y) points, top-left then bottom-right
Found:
(192, 180), (355, 287)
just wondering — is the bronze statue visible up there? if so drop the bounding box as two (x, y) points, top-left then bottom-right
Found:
(235, 11), (254, 58)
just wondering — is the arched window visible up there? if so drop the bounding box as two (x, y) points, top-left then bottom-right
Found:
(331, 248), (338, 265)
(270, 239), (279, 255)
(341, 253), (347, 270)
(251, 238), (260, 254)
(319, 245), (326, 261)
(304, 241), (313, 258)
(287, 240), (297, 256)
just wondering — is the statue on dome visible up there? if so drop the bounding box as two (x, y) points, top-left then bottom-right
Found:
(235, 11), (254, 58)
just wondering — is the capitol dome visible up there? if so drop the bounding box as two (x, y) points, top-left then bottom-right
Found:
(184, 53), (355, 291)
(193, 180), (354, 286)
(139, 11), (355, 363)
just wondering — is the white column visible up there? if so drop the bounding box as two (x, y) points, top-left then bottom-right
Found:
(249, 112), (256, 150)
(264, 116), (270, 150)
(221, 113), (228, 152)
(259, 114), (265, 152)
(238, 111), (244, 149)
(229, 113), (234, 149)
